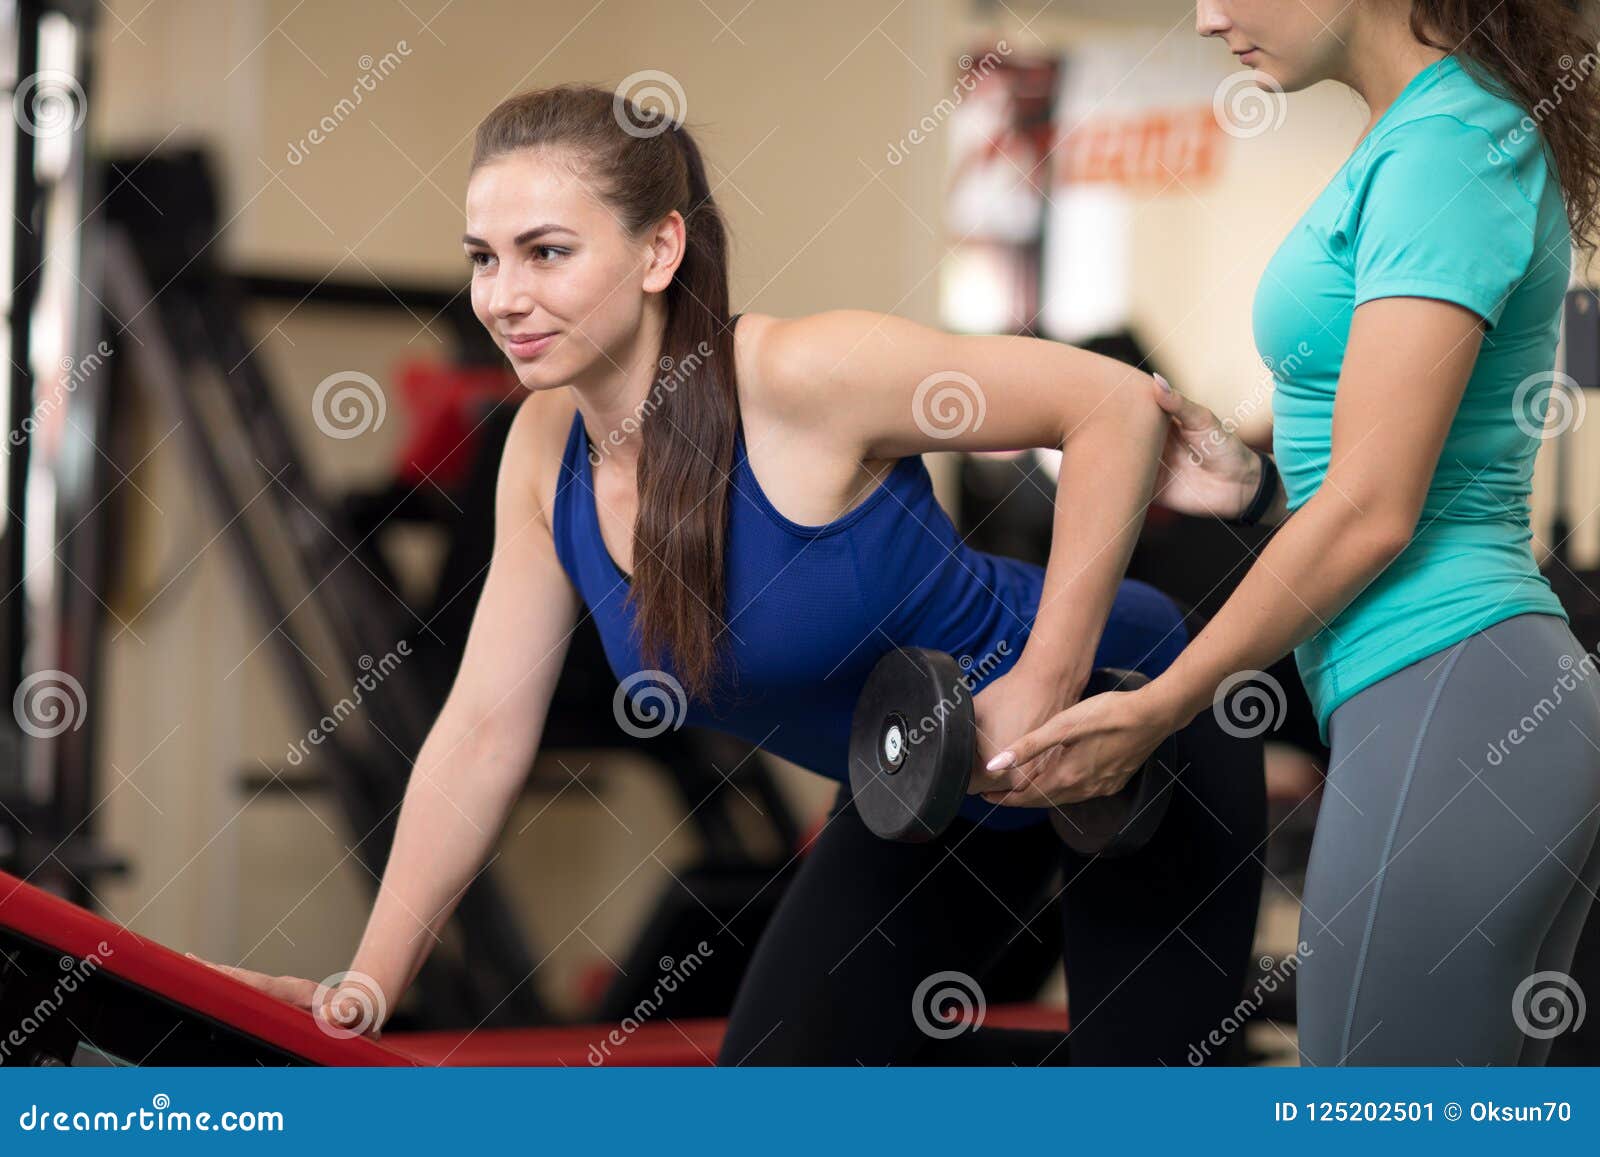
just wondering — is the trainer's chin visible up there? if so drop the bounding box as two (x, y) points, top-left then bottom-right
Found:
(1246, 58), (1306, 94)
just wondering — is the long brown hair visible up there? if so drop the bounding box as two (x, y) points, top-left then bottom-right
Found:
(470, 84), (736, 700)
(1410, 0), (1600, 246)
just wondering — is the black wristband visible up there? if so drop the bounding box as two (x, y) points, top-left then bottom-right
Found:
(1229, 450), (1280, 527)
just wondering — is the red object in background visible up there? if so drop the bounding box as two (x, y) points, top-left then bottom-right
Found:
(574, 958), (619, 1012)
(797, 815), (827, 856)
(393, 360), (522, 490)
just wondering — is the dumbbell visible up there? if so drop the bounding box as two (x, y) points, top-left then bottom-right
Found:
(846, 647), (1179, 855)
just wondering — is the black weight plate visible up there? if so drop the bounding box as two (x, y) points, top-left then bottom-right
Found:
(848, 647), (975, 843)
(1049, 668), (1179, 857)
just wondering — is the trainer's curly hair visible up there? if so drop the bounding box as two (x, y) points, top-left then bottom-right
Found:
(1412, 0), (1600, 247)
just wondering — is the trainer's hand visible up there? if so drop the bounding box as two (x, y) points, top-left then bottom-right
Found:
(968, 663), (1087, 798)
(979, 685), (1174, 808)
(185, 954), (386, 1040)
(1149, 374), (1260, 520)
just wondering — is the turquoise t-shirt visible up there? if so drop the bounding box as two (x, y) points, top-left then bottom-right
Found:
(1254, 53), (1571, 744)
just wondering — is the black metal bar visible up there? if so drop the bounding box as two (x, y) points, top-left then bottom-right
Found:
(3, 1), (42, 719)
(235, 271), (468, 315)
(190, 280), (440, 753)
(232, 269), (492, 362)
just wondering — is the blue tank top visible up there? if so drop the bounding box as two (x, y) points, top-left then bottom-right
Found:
(551, 358), (1188, 830)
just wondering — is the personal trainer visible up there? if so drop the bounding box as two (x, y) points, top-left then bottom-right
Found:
(986, 0), (1600, 1065)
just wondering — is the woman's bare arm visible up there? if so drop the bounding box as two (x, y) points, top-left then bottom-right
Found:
(757, 309), (1167, 695)
(347, 394), (580, 1019)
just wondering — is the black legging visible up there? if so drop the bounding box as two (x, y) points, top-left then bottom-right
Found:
(718, 709), (1267, 1065)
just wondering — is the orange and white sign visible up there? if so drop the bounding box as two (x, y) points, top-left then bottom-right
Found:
(1042, 36), (1229, 342)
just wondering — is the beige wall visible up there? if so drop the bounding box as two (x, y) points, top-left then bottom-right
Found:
(88, 0), (1586, 1019)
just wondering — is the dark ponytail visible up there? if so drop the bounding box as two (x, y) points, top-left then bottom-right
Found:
(1410, 1), (1600, 245)
(470, 85), (738, 700)
(636, 119), (738, 699)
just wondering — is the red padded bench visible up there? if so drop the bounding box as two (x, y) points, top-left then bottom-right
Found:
(0, 869), (1066, 1067)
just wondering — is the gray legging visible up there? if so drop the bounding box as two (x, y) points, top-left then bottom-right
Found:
(1298, 612), (1600, 1065)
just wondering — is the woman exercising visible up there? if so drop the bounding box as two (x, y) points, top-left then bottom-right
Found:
(207, 83), (1267, 1064)
(988, 1), (1600, 1064)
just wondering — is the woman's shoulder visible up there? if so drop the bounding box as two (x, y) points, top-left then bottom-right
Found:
(731, 310), (905, 511)
(505, 386), (580, 533)
(1359, 62), (1546, 196)
(731, 309), (816, 432)
(728, 309), (781, 411)
(733, 309), (889, 429)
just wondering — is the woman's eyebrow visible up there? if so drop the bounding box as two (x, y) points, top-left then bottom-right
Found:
(461, 223), (575, 247)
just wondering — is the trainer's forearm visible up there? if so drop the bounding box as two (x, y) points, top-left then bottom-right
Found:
(348, 716), (534, 1019)
(1016, 367), (1167, 689)
(1148, 493), (1405, 729)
